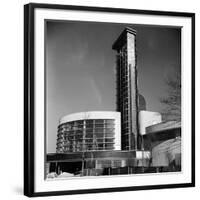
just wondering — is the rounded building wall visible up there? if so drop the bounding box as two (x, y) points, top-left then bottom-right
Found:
(56, 111), (121, 153)
(139, 111), (162, 135)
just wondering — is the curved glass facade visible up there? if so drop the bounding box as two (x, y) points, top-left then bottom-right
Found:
(57, 119), (116, 153)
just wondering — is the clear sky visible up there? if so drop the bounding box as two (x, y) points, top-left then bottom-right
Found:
(46, 21), (181, 153)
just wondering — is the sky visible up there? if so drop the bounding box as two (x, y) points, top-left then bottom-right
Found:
(46, 21), (181, 153)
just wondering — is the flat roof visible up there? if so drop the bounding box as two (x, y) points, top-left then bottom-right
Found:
(59, 111), (121, 125)
(112, 27), (137, 50)
(146, 121), (181, 134)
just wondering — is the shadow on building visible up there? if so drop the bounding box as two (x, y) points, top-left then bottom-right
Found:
(46, 27), (181, 178)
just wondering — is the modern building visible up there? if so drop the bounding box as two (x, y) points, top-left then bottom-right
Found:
(47, 150), (150, 176)
(46, 27), (152, 177)
(143, 121), (181, 172)
(112, 27), (139, 150)
(46, 27), (181, 177)
(143, 121), (181, 150)
(139, 111), (162, 135)
(56, 111), (121, 153)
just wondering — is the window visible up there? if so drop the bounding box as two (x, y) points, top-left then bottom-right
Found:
(95, 119), (104, 124)
(105, 138), (114, 143)
(105, 143), (114, 149)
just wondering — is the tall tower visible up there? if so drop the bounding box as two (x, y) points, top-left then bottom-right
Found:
(112, 27), (139, 151)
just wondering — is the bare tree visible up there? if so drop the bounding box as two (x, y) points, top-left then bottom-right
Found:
(160, 68), (181, 122)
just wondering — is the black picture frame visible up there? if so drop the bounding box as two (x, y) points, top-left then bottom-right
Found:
(24, 3), (195, 197)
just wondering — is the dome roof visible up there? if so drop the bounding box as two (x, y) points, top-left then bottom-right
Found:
(138, 94), (146, 111)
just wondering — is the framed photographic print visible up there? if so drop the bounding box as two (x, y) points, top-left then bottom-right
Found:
(24, 3), (195, 197)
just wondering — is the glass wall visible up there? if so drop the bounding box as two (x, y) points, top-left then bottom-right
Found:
(56, 119), (115, 153)
(116, 44), (131, 150)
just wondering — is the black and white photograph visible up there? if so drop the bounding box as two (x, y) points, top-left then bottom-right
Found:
(24, 3), (195, 196)
(1, 0), (200, 199)
(45, 21), (182, 179)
